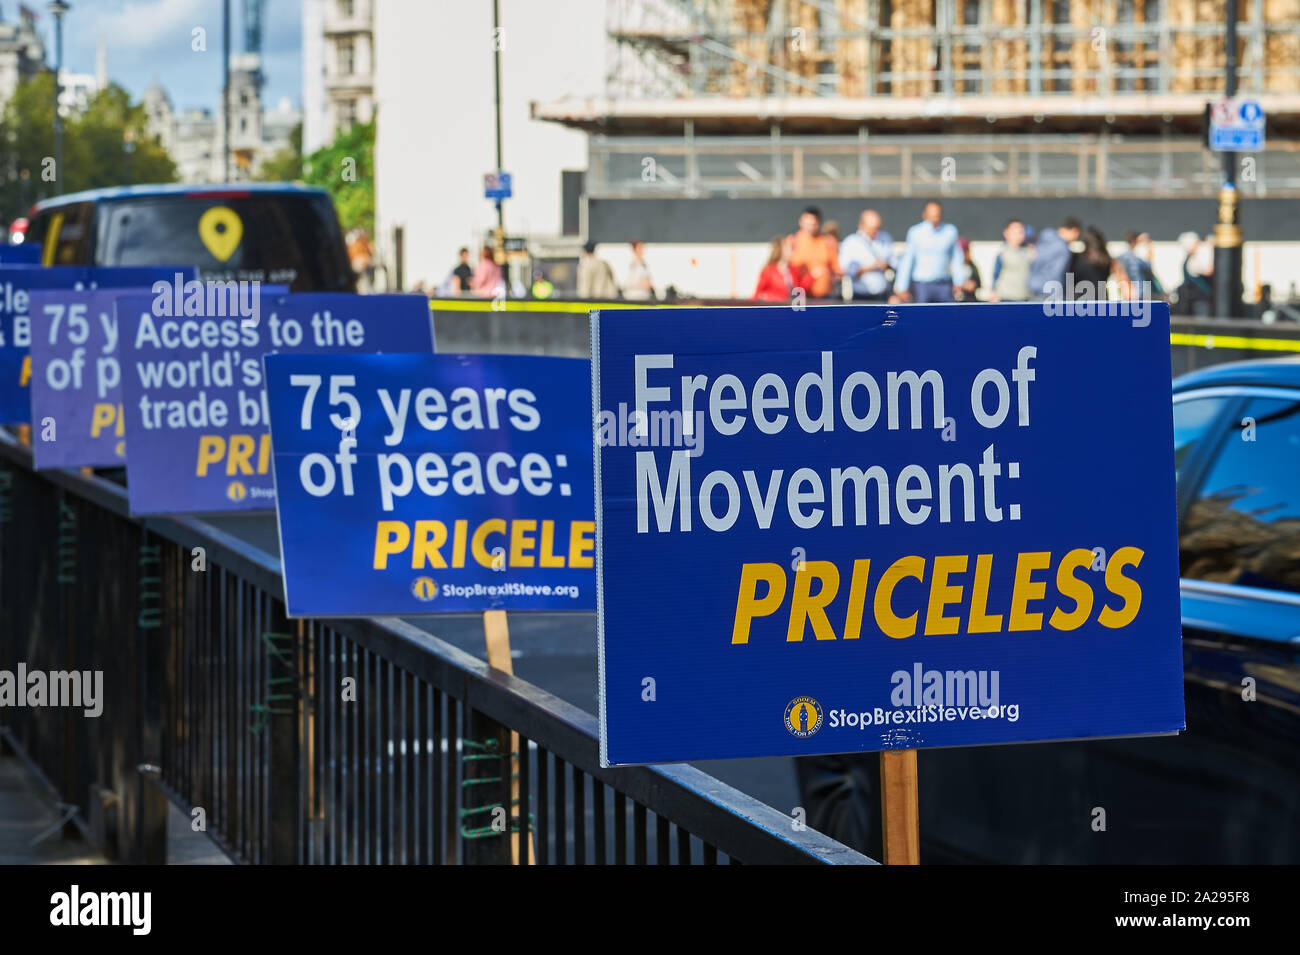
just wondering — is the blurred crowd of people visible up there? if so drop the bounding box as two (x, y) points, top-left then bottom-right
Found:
(414, 201), (1228, 314)
(752, 201), (1216, 311)
(418, 240), (659, 301)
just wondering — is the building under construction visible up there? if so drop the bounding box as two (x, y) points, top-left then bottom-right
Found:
(535, 0), (1300, 250)
(598, 0), (1300, 107)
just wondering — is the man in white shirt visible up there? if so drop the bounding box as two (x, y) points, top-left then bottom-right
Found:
(623, 240), (655, 301)
(838, 210), (895, 302)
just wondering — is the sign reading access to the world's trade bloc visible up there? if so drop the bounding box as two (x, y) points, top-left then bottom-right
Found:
(594, 301), (1185, 767)
(264, 353), (595, 616)
(117, 286), (434, 514)
(0, 266), (193, 425)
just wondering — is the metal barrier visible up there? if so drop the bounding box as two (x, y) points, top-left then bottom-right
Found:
(429, 297), (1300, 374)
(0, 433), (869, 865)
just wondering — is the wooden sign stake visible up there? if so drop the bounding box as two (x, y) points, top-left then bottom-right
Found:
(879, 748), (920, 865)
(481, 609), (535, 865)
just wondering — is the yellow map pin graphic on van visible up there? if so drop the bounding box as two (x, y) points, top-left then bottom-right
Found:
(198, 206), (243, 262)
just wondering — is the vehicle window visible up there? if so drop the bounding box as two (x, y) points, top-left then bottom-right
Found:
(1172, 395), (1227, 478)
(1179, 395), (1300, 592)
(95, 194), (353, 291)
(43, 201), (93, 266)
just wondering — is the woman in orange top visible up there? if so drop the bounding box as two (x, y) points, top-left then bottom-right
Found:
(790, 206), (838, 298)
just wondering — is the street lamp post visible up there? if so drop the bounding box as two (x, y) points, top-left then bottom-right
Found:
(223, 0), (230, 182)
(49, 1), (70, 196)
(1213, 0), (1244, 318)
(491, 0), (506, 268)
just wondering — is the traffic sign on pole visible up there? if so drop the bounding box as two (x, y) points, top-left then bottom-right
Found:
(484, 171), (513, 200)
(1209, 97), (1265, 151)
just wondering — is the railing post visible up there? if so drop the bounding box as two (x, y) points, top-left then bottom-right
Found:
(262, 626), (303, 864)
(134, 535), (168, 863)
(462, 706), (513, 865)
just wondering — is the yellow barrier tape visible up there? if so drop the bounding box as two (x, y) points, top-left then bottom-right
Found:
(1170, 332), (1300, 353)
(429, 298), (664, 313)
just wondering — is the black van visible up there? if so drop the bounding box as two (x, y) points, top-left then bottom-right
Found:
(24, 182), (356, 292)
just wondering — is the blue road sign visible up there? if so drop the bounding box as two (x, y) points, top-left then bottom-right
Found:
(265, 352), (595, 616)
(484, 170), (513, 200)
(116, 289), (435, 515)
(0, 266), (194, 425)
(1209, 97), (1265, 152)
(593, 302), (1185, 766)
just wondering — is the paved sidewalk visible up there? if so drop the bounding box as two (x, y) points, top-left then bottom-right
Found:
(0, 755), (231, 865)
(0, 756), (105, 864)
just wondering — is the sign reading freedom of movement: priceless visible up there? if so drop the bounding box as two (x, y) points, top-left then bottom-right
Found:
(116, 288), (435, 514)
(593, 302), (1185, 766)
(264, 353), (595, 615)
(0, 266), (192, 425)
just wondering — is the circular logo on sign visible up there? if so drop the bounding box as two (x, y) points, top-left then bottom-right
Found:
(784, 697), (823, 738)
(226, 480), (247, 502)
(411, 576), (438, 601)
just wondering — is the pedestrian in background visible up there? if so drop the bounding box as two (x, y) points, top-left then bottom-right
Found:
(470, 244), (504, 296)
(753, 235), (809, 302)
(1071, 226), (1115, 300)
(623, 240), (655, 301)
(790, 206), (838, 299)
(452, 247), (473, 293)
(530, 268), (554, 299)
(1174, 232), (1214, 317)
(578, 240), (619, 300)
(893, 200), (965, 303)
(1117, 231), (1164, 300)
(954, 237), (981, 302)
(838, 209), (894, 302)
(347, 228), (375, 293)
(1027, 216), (1081, 299)
(989, 219), (1032, 302)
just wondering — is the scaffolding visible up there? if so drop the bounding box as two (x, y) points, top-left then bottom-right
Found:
(605, 0), (1300, 102)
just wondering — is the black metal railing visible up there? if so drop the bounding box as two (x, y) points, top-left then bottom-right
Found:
(0, 433), (869, 865)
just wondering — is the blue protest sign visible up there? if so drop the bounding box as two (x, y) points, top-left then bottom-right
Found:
(29, 288), (139, 469)
(594, 302), (1184, 766)
(117, 289), (435, 515)
(265, 353), (595, 616)
(0, 265), (192, 424)
(0, 244), (42, 264)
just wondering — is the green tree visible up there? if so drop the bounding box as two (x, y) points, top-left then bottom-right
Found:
(0, 73), (177, 223)
(257, 120), (302, 183)
(300, 119), (373, 234)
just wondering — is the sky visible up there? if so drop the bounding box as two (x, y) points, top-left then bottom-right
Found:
(36, 0), (302, 113)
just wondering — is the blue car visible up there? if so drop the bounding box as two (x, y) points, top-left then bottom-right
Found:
(23, 182), (355, 292)
(797, 356), (1300, 863)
